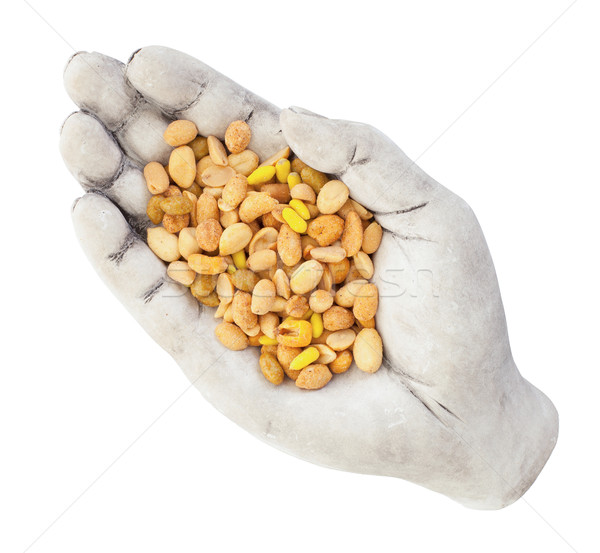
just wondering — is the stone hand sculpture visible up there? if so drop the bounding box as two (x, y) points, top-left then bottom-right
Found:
(60, 46), (558, 509)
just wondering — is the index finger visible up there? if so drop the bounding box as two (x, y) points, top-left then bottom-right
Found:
(126, 46), (287, 160)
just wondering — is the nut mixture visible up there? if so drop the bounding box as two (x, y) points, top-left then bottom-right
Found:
(145, 119), (384, 390)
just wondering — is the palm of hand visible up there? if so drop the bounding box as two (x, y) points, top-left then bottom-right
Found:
(61, 46), (557, 509)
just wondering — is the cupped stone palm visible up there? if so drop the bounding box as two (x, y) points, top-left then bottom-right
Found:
(60, 46), (558, 509)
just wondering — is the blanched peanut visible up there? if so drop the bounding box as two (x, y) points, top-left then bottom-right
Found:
(259, 353), (285, 385)
(317, 180), (349, 214)
(228, 150), (259, 176)
(144, 162), (170, 194)
(168, 145), (196, 188)
(220, 208), (240, 228)
(323, 306), (355, 331)
(251, 279), (276, 315)
(201, 165), (236, 188)
(277, 224), (302, 266)
(207, 135), (228, 166)
(196, 156), (216, 181)
(334, 279), (368, 307)
(259, 312), (279, 339)
(353, 251), (374, 279)
(147, 227), (180, 262)
(290, 260), (324, 295)
(350, 199), (372, 220)
(239, 193), (278, 223)
(215, 322), (249, 351)
(291, 183), (316, 204)
(219, 222), (253, 256)
(225, 120), (251, 154)
(310, 246), (346, 263)
(330, 350), (353, 374)
(341, 210), (363, 257)
(326, 329), (356, 351)
(354, 328), (383, 373)
(296, 364), (332, 390)
(163, 120), (198, 147)
(232, 291), (258, 333)
(222, 173), (248, 208)
(216, 272), (235, 305)
(196, 193), (219, 222)
(246, 249), (277, 272)
(249, 227), (278, 256)
(167, 261), (195, 286)
(312, 344), (337, 364)
(272, 269), (291, 300)
(318, 264), (333, 292)
(329, 257), (350, 284)
(188, 253), (228, 275)
(309, 289), (334, 313)
(178, 227), (200, 259)
(261, 183), (291, 204)
(307, 215), (345, 246)
(353, 283), (378, 321)
(190, 274), (218, 298)
(259, 146), (291, 167)
(362, 222), (383, 254)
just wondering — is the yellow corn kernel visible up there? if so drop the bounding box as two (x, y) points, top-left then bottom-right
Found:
(227, 264), (237, 274)
(258, 335), (279, 346)
(310, 312), (324, 338)
(277, 318), (313, 348)
(289, 346), (320, 372)
(276, 158), (291, 184)
(287, 171), (302, 188)
(282, 207), (308, 233)
(289, 199), (310, 220)
(247, 165), (276, 185)
(232, 250), (247, 270)
(302, 309), (314, 321)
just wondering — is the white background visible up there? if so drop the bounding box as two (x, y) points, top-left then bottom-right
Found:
(2, 0), (598, 551)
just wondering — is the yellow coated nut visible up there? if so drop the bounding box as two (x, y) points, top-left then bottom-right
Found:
(289, 346), (320, 372)
(287, 172), (302, 188)
(276, 158), (291, 184)
(258, 335), (279, 346)
(247, 165), (276, 185)
(289, 199), (310, 220)
(282, 207), (307, 234)
(310, 312), (324, 338)
(232, 250), (247, 269)
(277, 318), (313, 348)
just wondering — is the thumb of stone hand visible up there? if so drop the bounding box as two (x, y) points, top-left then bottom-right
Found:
(62, 46), (558, 510)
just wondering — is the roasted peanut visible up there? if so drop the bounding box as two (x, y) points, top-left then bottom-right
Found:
(249, 227), (278, 256)
(222, 173), (248, 208)
(353, 251), (374, 279)
(163, 120), (198, 147)
(167, 261), (196, 286)
(189, 136), (208, 160)
(353, 283), (378, 321)
(310, 246), (346, 264)
(323, 306), (355, 331)
(246, 249), (277, 272)
(202, 165), (236, 188)
(215, 322), (249, 351)
(147, 227), (180, 262)
(169, 145), (196, 188)
(144, 161), (170, 194)
(195, 218), (222, 252)
(162, 213), (189, 233)
(219, 222), (253, 256)
(259, 353), (285, 385)
(307, 215), (345, 246)
(207, 135), (228, 166)
(317, 180), (349, 214)
(228, 150), (259, 176)
(178, 227), (200, 259)
(296, 364), (332, 390)
(354, 328), (383, 373)
(188, 253), (228, 275)
(290, 260), (324, 295)
(196, 193), (219, 222)
(285, 295), (309, 318)
(330, 350), (353, 374)
(362, 222), (383, 254)
(239, 193), (278, 223)
(251, 279), (276, 315)
(225, 120), (252, 154)
(326, 329), (356, 351)
(309, 289), (334, 313)
(334, 279), (368, 307)
(341, 210), (363, 257)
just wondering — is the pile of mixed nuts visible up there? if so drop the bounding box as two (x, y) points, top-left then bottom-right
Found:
(145, 119), (383, 390)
